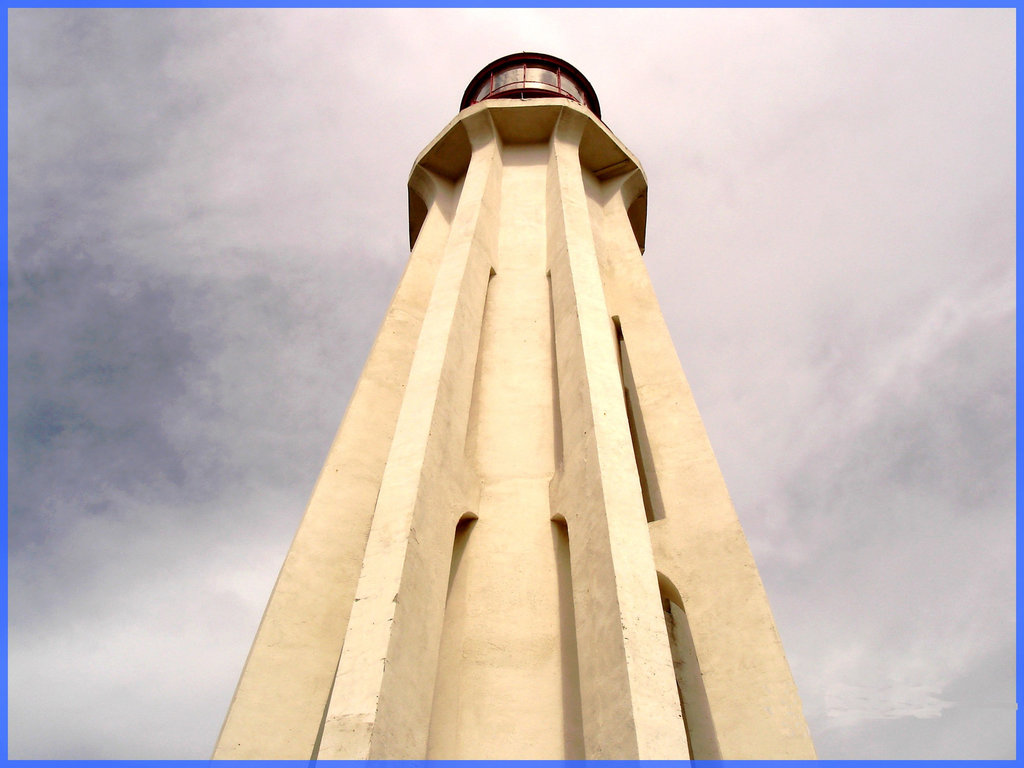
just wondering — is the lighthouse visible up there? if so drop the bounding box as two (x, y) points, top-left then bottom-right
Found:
(214, 52), (816, 760)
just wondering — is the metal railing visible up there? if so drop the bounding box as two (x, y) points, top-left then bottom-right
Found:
(467, 62), (590, 111)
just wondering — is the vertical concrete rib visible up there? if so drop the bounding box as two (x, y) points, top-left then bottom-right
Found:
(213, 169), (455, 760)
(315, 110), (500, 759)
(546, 106), (687, 759)
(596, 179), (817, 759)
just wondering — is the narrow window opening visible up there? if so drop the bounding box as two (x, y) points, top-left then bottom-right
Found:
(465, 269), (496, 460)
(612, 316), (663, 522)
(659, 574), (721, 760)
(552, 518), (584, 758)
(548, 271), (563, 468)
(446, 515), (477, 599)
(426, 515), (478, 757)
(663, 597), (695, 760)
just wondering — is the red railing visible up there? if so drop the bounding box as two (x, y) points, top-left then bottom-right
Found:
(461, 53), (602, 119)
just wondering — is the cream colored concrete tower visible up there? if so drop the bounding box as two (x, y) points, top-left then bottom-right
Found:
(214, 53), (816, 761)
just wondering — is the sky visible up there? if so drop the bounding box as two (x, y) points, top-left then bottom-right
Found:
(6, 8), (1016, 760)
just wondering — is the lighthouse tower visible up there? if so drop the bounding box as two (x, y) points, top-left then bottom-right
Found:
(214, 53), (816, 760)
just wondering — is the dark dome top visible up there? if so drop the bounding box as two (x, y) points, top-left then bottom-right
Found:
(461, 52), (601, 118)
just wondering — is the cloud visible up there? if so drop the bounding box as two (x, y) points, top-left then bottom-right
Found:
(8, 492), (299, 758)
(813, 639), (1016, 759)
(750, 284), (1014, 757)
(825, 681), (954, 723)
(8, 256), (196, 544)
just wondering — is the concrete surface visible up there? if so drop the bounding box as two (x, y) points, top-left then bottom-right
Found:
(214, 97), (816, 760)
